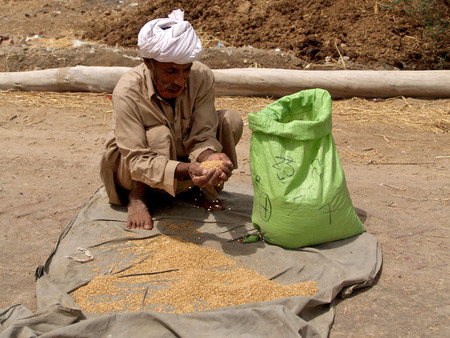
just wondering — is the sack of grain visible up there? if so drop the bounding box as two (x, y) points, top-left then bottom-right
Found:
(248, 88), (365, 249)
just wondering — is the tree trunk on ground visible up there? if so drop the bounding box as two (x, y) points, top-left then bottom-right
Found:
(0, 66), (449, 98)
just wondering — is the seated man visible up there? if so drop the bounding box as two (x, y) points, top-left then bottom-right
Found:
(100, 10), (243, 231)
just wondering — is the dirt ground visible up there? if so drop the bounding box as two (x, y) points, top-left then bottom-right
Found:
(0, 0), (449, 336)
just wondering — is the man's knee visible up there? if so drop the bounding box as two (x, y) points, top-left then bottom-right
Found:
(218, 109), (243, 144)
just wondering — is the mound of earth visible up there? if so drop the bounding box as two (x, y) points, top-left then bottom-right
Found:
(82, 0), (449, 70)
(0, 0), (448, 72)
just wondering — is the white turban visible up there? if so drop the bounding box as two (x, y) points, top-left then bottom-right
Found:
(138, 9), (203, 64)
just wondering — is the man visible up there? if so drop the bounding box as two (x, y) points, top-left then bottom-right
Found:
(100, 10), (243, 231)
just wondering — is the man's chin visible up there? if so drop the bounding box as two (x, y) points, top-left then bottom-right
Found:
(160, 90), (183, 99)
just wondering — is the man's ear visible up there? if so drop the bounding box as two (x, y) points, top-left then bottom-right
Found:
(143, 58), (153, 70)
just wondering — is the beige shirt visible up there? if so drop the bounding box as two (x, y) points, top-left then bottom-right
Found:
(108, 61), (223, 196)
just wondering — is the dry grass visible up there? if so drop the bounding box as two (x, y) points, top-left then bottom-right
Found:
(25, 36), (82, 49)
(216, 96), (274, 124)
(1, 90), (449, 132)
(195, 26), (233, 49)
(0, 90), (112, 112)
(218, 95), (450, 133)
(0, 90), (113, 125)
(333, 97), (450, 133)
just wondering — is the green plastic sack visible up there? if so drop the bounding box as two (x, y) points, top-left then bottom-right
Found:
(248, 88), (365, 249)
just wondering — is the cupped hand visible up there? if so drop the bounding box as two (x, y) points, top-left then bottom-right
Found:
(188, 162), (222, 188)
(204, 152), (234, 183)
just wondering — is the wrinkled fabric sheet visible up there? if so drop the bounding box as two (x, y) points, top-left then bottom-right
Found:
(0, 183), (382, 337)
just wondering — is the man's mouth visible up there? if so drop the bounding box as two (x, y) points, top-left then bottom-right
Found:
(166, 85), (182, 93)
(159, 81), (182, 93)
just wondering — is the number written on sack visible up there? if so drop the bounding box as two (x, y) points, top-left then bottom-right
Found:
(318, 202), (337, 224)
(288, 193), (306, 216)
(272, 156), (295, 182)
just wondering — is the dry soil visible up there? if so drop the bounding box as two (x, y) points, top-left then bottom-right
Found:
(0, 1), (449, 337)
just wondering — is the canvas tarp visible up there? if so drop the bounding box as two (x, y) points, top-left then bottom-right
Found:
(0, 183), (382, 337)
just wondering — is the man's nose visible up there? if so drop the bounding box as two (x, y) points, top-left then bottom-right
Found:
(173, 72), (185, 87)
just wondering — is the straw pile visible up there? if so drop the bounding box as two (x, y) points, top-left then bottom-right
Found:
(1, 90), (448, 133)
(26, 36), (84, 49)
(71, 235), (318, 315)
(332, 97), (449, 133)
(196, 27), (232, 48)
(0, 90), (113, 114)
(216, 96), (450, 133)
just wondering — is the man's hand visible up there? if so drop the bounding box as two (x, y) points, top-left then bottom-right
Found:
(197, 150), (233, 184)
(175, 150), (234, 189)
(203, 152), (233, 184)
(188, 161), (223, 188)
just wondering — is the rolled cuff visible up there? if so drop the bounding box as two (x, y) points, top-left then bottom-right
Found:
(131, 159), (180, 197)
(164, 160), (180, 197)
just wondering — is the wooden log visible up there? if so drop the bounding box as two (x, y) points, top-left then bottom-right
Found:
(0, 66), (130, 93)
(0, 66), (449, 98)
(213, 69), (450, 98)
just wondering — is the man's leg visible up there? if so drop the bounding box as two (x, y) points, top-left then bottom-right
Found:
(127, 180), (153, 230)
(112, 155), (153, 229)
(99, 133), (123, 206)
(112, 124), (178, 229)
(217, 109), (243, 169)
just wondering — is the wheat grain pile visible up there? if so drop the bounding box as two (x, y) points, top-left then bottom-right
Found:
(72, 234), (318, 315)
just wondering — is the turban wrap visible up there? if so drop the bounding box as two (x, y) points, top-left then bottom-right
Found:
(138, 9), (203, 64)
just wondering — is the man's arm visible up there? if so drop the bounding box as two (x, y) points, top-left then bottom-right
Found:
(185, 65), (223, 162)
(113, 88), (180, 196)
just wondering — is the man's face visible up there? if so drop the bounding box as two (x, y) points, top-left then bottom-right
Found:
(146, 59), (192, 99)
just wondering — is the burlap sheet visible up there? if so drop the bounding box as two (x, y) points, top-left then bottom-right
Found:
(0, 183), (382, 337)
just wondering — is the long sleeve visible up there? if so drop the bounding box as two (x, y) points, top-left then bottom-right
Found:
(111, 64), (179, 196)
(181, 65), (223, 162)
(113, 89), (180, 196)
(110, 62), (222, 197)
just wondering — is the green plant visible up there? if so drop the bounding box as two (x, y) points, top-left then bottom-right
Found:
(437, 55), (447, 70)
(381, 0), (449, 42)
